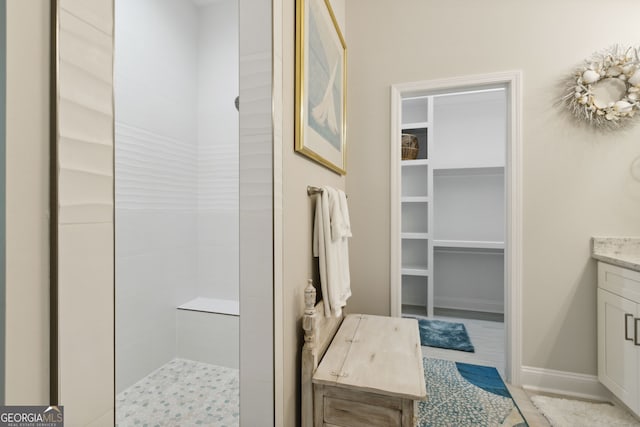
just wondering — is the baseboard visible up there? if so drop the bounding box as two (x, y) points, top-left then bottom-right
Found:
(434, 296), (503, 314)
(521, 365), (613, 402)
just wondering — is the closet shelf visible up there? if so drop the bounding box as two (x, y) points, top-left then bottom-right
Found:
(401, 232), (430, 240)
(401, 267), (430, 277)
(433, 166), (504, 176)
(401, 159), (429, 167)
(401, 196), (430, 203)
(433, 239), (504, 249)
(402, 121), (430, 130)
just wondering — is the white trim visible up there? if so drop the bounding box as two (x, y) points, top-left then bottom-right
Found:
(390, 86), (402, 317)
(505, 70), (523, 387)
(389, 71), (523, 385)
(521, 365), (613, 402)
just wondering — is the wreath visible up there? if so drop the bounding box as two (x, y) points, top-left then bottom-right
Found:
(564, 46), (640, 130)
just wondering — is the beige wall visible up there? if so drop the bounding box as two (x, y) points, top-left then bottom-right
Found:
(4, 0), (50, 404)
(281, 0), (345, 425)
(345, 0), (640, 377)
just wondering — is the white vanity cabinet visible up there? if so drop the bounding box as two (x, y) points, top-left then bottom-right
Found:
(597, 261), (640, 415)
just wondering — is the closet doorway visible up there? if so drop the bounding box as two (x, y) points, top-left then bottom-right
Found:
(390, 72), (522, 384)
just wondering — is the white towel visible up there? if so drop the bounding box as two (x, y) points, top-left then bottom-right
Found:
(313, 186), (352, 317)
(330, 189), (352, 241)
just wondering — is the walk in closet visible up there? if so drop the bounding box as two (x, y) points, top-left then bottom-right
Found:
(399, 88), (506, 317)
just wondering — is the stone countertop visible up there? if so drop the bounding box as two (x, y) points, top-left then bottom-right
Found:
(592, 237), (640, 273)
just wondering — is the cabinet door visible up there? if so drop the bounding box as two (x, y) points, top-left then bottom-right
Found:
(597, 288), (639, 412)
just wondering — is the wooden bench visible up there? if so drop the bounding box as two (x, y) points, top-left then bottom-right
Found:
(301, 281), (427, 427)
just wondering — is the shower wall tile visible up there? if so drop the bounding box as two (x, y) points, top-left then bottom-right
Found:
(58, 97), (113, 150)
(198, 144), (239, 211)
(197, 0), (239, 210)
(60, 0), (113, 36)
(239, 0), (274, 420)
(58, 168), (112, 221)
(114, 0), (198, 143)
(115, 210), (198, 392)
(114, 0), (201, 390)
(58, 9), (112, 84)
(197, 211), (239, 300)
(197, 1), (239, 303)
(59, 60), (112, 115)
(115, 123), (198, 211)
(58, 8), (113, 225)
(56, 0), (114, 425)
(176, 309), (239, 368)
(115, 210), (198, 258)
(59, 137), (113, 176)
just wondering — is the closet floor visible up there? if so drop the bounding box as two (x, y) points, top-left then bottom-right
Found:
(403, 307), (506, 378)
(425, 316), (504, 377)
(116, 358), (239, 426)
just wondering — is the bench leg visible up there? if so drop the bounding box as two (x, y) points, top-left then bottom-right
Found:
(313, 384), (325, 427)
(401, 399), (416, 427)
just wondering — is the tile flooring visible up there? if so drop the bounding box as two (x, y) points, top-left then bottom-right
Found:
(116, 358), (239, 426)
(115, 313), (552, 426)
(404, 307), (551, 426)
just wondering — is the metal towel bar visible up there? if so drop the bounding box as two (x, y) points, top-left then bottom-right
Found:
(307, 186), (348, 198)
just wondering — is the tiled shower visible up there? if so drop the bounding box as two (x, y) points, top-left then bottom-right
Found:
(114, 0), (239, 423)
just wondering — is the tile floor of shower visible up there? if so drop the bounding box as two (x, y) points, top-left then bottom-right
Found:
(116, 358), (239, 426)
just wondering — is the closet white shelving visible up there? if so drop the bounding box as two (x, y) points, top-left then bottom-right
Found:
(432, 89), (506, 314)
(399, 88), (506, 316)
(400, 97), (434, 316)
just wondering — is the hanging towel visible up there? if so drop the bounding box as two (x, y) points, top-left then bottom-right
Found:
(313, 186), (352, 317)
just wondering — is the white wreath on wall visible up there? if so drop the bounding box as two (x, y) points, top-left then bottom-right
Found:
(564, 46), (640, 130)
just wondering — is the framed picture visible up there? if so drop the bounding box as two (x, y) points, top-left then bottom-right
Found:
(295, 0), (347, 175)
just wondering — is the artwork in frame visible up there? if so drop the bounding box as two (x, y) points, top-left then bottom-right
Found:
(295, 0), (347, 175)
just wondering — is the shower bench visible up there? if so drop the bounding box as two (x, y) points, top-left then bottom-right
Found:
(301, 281), (427, 427)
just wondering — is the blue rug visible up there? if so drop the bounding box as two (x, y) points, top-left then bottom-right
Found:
(417, 319), (475, 352)
(418, 358), (528, 427)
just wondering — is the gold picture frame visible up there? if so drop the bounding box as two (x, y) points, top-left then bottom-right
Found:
(295, 0), (347, 175)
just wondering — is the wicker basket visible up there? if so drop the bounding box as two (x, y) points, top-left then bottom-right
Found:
(401, 134), (419, 160)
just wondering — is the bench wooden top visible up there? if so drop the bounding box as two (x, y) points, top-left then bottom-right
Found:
(312, 314), (427, 400)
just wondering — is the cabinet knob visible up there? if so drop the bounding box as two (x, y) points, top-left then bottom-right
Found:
(625, 313), (634, 341)
(635, 318), (640, 347)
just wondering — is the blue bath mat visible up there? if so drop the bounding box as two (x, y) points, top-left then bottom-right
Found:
(417, 319), (475, 352)
(418, 358), (528, 427)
